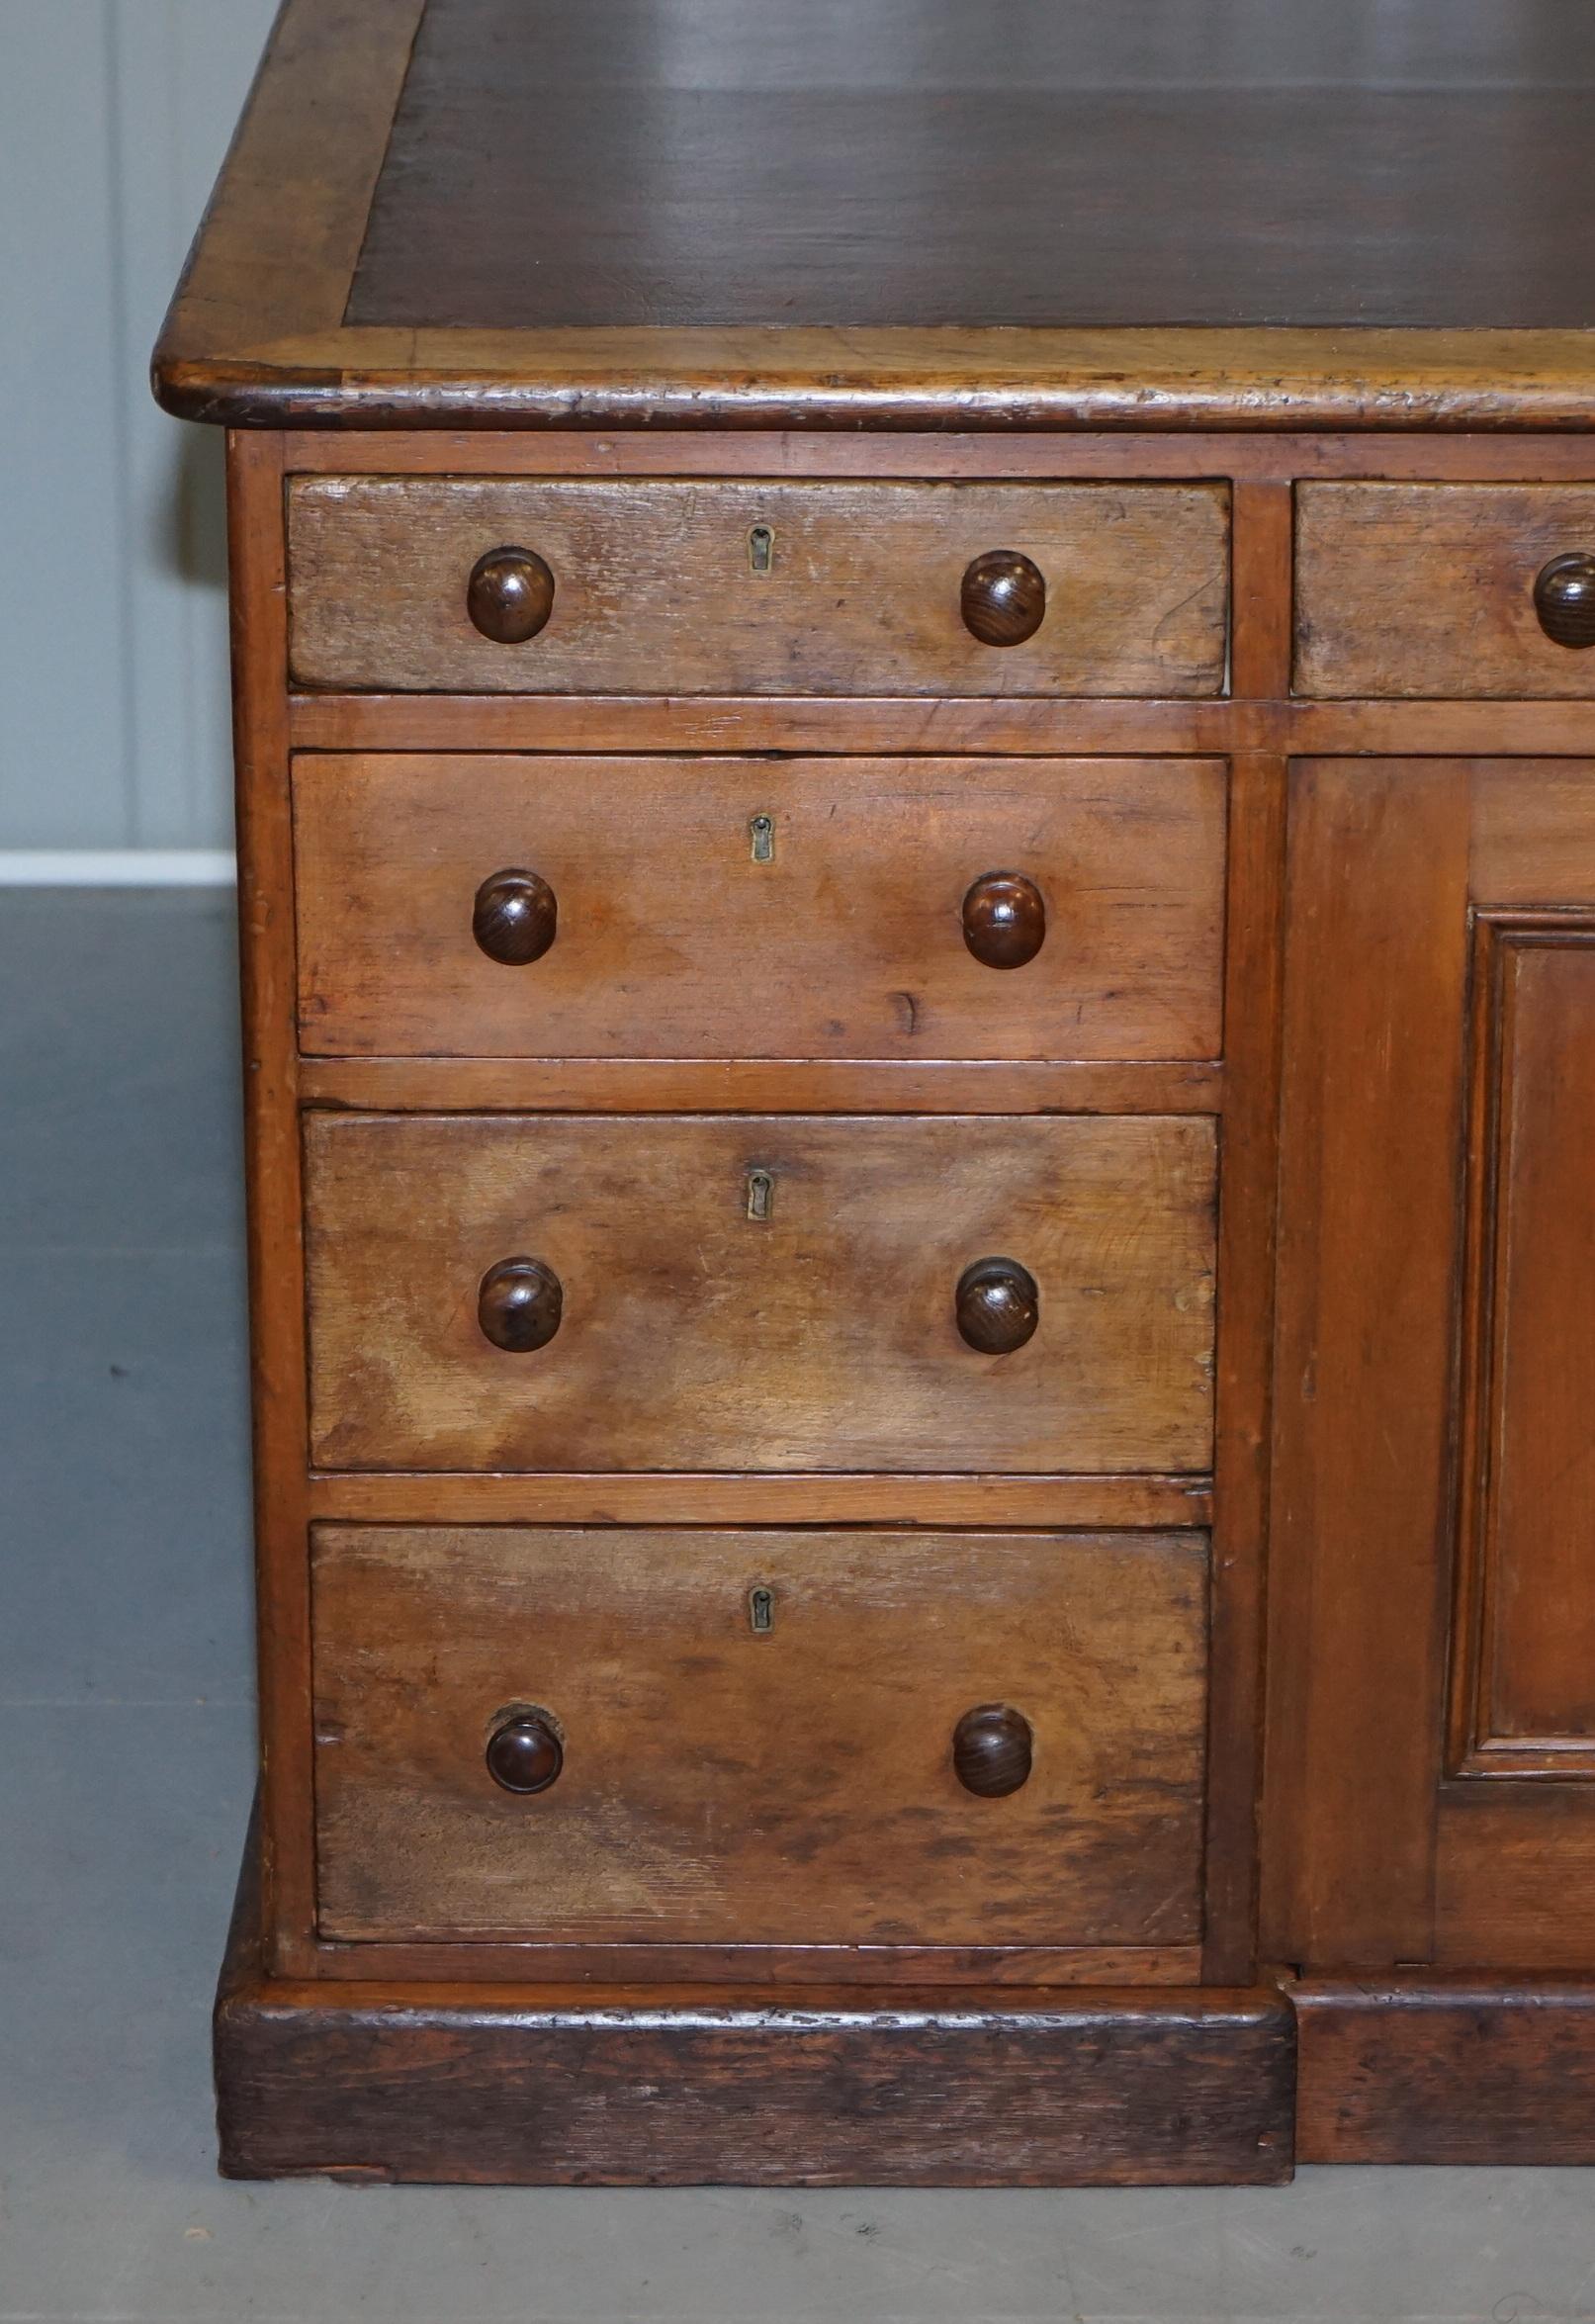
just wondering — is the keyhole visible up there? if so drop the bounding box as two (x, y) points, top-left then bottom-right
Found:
(749, 524), (774, 575)
(749, 1586), (775, 1633)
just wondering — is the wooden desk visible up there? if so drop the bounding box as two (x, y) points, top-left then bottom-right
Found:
(155, 0), (1595, 2182)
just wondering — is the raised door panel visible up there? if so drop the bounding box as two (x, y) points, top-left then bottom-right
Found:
(1266, 760), (1595, 1971)
(1451, 924), (1595, 1776)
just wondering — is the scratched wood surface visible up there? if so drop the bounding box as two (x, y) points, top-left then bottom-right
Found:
(304, 1112), (1218, 1475)
(287, 478), (1231, 696)
(293, 753), (1226, 1062)
(311, 1524), (1209, 1945)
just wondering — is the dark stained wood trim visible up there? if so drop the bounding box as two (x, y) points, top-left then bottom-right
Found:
(215, 1834), (1294, 2185)
(301, 1937), (1205, 1990)
(227, 432), (317, 1976)
(155, 0), (427, 423)
(166, 327), (1595, 436)
(304, 1471), (1212, 1530)
(149, 1), (1595, 439)
(1293, 1972), (1595, 2164)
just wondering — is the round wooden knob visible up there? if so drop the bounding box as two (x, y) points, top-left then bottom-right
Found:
(474, 868), (557, 965)
(962, 872), (1046, 969)
(467, 547), (555, 644)
(1534, 553), (1595, 649)
(486, 1712), (564, 1795)
(960, 551), (1045, 647)
(478, 1256), (563, 1353)
(953, 1704), (1033, 1798)
(955, 1257), (1039, 1355)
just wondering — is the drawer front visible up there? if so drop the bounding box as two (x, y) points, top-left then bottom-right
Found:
(1296, 484), (1595, 698)
(287, 478), (1230, 697)
(311, 1524), (1209, 1945)
(294, 754), (1227, 1062)
(305, 1114), (1216, 1474)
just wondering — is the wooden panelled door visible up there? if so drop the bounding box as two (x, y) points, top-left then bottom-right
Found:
(1267, 759), (1595, 1974)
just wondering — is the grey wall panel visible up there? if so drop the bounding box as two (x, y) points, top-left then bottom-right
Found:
(2, 0), (278, 855)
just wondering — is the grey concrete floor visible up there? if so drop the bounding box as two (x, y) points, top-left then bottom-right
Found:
(3, 886), (1594, 2323)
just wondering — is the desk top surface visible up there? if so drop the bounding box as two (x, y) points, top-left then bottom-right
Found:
(154, 0), (1595, 430)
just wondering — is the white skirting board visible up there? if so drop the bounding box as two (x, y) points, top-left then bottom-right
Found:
(0, 852), (236, 886)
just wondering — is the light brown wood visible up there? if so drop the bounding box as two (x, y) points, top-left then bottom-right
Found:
(1262, 760), (1471, 1968)
(226, 432), (317, 1976)
(1296, 485), (1595, 698)
(287, 478), (1230, 697)
(287, 690), (1595, 760)
(1268, 759), (1595, 1976)
(1435, 1793), (1595, 1968)
(306, 1472), (1211, 1531)
(311, 1524), (1209, 1945)
(1201, 749), (1287, 1983)
(293, 754), (1226, 1063)
(304, 1113), (1217, 1475)
(279, 430), (1595, 483)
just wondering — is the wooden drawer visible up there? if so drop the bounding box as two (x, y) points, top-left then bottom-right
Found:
(287, 478), (1231, 697)
(1296, 485), (1595, 698)
(311, 1524), (1209, 1945)
(304, 1114), (1216, 1475)
(293, 753), (1226, 1062)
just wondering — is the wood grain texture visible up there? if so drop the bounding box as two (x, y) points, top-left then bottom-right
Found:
(1269, 759), (1595, 1979)
(287, 479), (1230, 697)
(1262, 760), (1471, 1967)
(1200, 747), (1287, 1985)
(225, 431), (318, 1975)
(307, 1936), (1206, 1991)
(1296, 485), (1595, 698)
(292, 754), (1226, 1063)
(311, 1524), (1208, 1946)
(154, 0), (428, 416)
(1294, 1973), (1595, 2164)
(221, 1995), (1294, 2185)
(217, 1893), (1293, 2188)
(280, 430), (1595, 484)
(154, 2), (1595, 431)
(286, 691), (1595, 762)
(297, 1058), (1224, 1117)
(1435, 1790), (1595, 1969)
(306, 1472), (1213, 1532)
(350, 0), (1595, 336)
(304, 1113), (1217, 1475)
